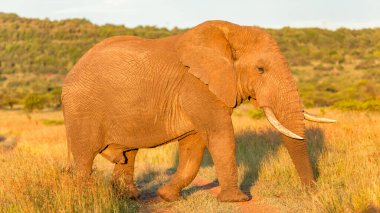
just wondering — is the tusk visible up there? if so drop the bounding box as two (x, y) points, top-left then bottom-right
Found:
(304, 111), (337, 123)
(263, 107), (304, 140)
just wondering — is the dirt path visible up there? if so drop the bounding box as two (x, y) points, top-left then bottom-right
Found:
(191, 177), (280, 213)
(140, 177), (280, 213)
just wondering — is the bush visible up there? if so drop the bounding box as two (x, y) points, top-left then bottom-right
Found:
(24, 94), (46, 111)
(0, 98), (18, 109)
(44, 87), (62, 109)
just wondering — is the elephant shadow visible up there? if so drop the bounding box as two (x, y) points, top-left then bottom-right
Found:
(182, 126), (326, 198)
(134, 127), (325, 200)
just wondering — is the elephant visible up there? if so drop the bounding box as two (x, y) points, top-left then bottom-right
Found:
(61, 20), (335, 202)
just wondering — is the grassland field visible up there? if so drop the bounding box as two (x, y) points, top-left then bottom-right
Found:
(0, 106), (379, 212)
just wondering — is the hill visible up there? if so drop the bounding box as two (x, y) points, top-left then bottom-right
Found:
(0, 12), (379, 110)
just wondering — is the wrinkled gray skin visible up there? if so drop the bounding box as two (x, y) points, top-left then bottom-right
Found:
(62, 20), (315, 202)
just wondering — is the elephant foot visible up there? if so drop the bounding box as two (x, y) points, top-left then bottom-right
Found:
(217, 189), (249, 202)
(112, 181), (140, 199)
(157, 185), (181, 202)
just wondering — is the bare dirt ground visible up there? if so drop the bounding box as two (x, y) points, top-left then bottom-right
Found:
(138, 176), (280, 213)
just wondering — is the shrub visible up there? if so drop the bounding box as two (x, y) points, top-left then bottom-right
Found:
(24, 94), (46, 111)
(0, 98), (18, 109)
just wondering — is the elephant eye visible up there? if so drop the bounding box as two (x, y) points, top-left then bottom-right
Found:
(256, 67), (265, 74)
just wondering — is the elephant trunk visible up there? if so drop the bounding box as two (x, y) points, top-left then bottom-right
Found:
(278, 110), (314, 185)
(281, 136), (314, 185)
(255, 71), (315, 185)
(272, 89), (314, 186)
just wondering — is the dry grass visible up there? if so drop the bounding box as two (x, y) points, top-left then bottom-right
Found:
(0, 107), (379, 212)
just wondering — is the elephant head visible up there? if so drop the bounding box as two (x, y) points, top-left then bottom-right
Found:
(176, 21), (335, 185)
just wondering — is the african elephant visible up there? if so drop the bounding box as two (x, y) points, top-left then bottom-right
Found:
(62, 20), (335, 202)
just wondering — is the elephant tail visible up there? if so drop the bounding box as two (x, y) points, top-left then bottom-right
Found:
(64, 137), (73, 173)
(62, 102), (73, 173)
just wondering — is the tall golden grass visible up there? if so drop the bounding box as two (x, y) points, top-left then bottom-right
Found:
(0, 107), (379, 212)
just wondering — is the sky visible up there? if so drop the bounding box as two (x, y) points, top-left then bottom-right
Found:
(0, 0), (380, 29)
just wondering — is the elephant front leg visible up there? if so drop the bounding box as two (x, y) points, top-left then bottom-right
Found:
(111, 149), (140, 199)
(157, 133), (206, 201)
(206, 120), (249, 202)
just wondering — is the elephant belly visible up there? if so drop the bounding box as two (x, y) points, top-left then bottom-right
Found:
(104, 105), (194, 149)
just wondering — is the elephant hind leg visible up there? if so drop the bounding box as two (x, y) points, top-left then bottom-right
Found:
(65, 117), (104, 179)
(71, 143), (98, 179)
(69, 137), (101, 188)
(111, 149), (140, 199)
(157, 133), (206, 201)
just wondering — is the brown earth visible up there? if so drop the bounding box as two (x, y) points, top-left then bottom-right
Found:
(140, 177), (279, 213)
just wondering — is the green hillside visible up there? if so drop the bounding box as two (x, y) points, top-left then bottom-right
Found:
(0, 12), (379, 110)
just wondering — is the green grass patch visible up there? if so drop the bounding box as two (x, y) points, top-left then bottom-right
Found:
(233, 105), (265, 119)
(332, 99), (380, 111)
(41, 119), (64, 126)
(246, 108), (265, 119)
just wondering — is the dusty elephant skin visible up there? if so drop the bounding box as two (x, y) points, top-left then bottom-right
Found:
(62, 20), (334, 202)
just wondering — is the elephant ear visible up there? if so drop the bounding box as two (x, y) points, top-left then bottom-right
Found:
(176, 21), (237, 107)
